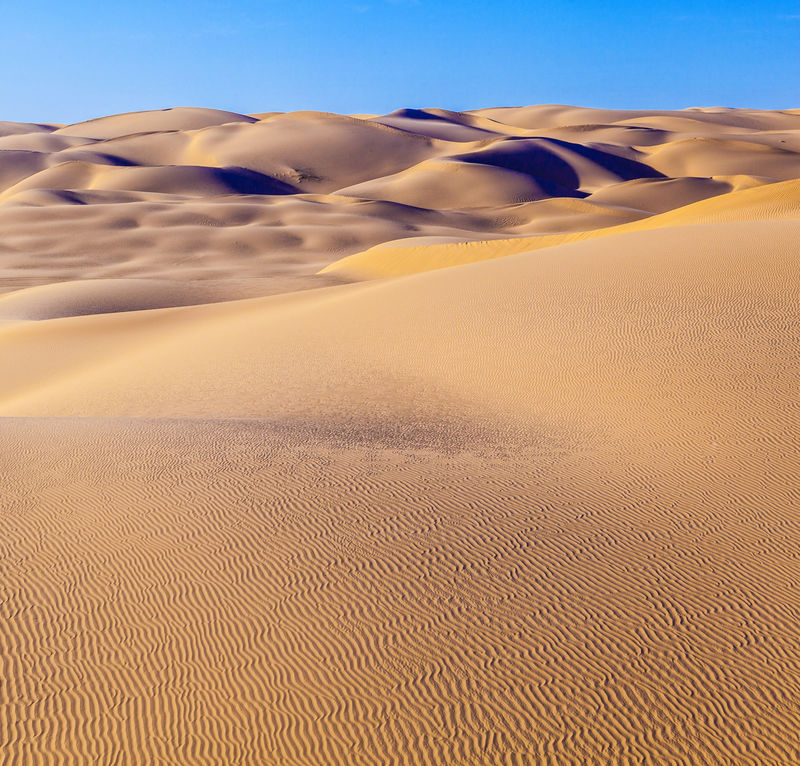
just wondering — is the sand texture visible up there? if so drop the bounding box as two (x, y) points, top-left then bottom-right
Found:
(1, 104), (800, 764)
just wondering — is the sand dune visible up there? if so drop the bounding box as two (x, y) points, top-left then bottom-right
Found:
(645, 136), (800, 180)
(324, 176), (800, 278)
(0, 276), (346, 322)
(4, 412), (799, 764)
(337, 158), (575, 209)
(370, 107), (504, 141)
(2, 104), (800, 764)
(586, 176), (732, 213)
(0, 121), (60, 138)
(54, 106), (258, 139)
(1, 217), (798, 426)
(2, 103), (799, 298)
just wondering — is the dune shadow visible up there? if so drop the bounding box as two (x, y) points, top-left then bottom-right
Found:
(453, 137), (664, 191)
(385, 108), (445, 122)
(453, 140), (584, 194)
(543, 136), (665, 180)
(213, 167), (299, 195)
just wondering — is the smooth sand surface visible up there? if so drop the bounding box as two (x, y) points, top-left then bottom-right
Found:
(2, 104), (800, 764)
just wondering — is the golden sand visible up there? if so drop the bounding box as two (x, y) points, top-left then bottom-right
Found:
(1, 104), (799, 764)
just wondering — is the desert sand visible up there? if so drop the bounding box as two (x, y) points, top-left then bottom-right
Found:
(1, 104), (800, 764)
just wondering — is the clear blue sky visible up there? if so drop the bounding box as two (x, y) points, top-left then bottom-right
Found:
(2, 0), (798, 124)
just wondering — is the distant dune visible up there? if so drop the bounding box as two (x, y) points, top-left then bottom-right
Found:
(2, 104), (799, 299)
(1, 105), (800, 764)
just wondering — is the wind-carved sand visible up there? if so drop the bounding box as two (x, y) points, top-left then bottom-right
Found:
(1, 105), (800, 764)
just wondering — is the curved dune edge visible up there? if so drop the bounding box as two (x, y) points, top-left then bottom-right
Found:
(0, 278), (245, 321)
(321, 177), (800, 279)
(0, 274), (348, 321)
(1, 217), (797, 428)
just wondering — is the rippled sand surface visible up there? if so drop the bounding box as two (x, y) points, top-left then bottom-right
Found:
(2, 104), (800, 764)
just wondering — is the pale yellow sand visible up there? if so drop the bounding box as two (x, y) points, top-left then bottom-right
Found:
(1, 104), (800, 764)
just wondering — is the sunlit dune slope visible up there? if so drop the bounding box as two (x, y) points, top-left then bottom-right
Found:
(1, 217), (797, 436)
(322, 177), (800, 278)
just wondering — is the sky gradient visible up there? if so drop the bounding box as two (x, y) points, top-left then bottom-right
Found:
(3, 0), (799, 124)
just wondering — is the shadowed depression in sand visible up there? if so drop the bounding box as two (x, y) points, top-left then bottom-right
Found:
(1, 104), (800, 764)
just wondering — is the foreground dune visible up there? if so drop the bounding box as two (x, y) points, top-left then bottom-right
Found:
(1, 104), (800, 764)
